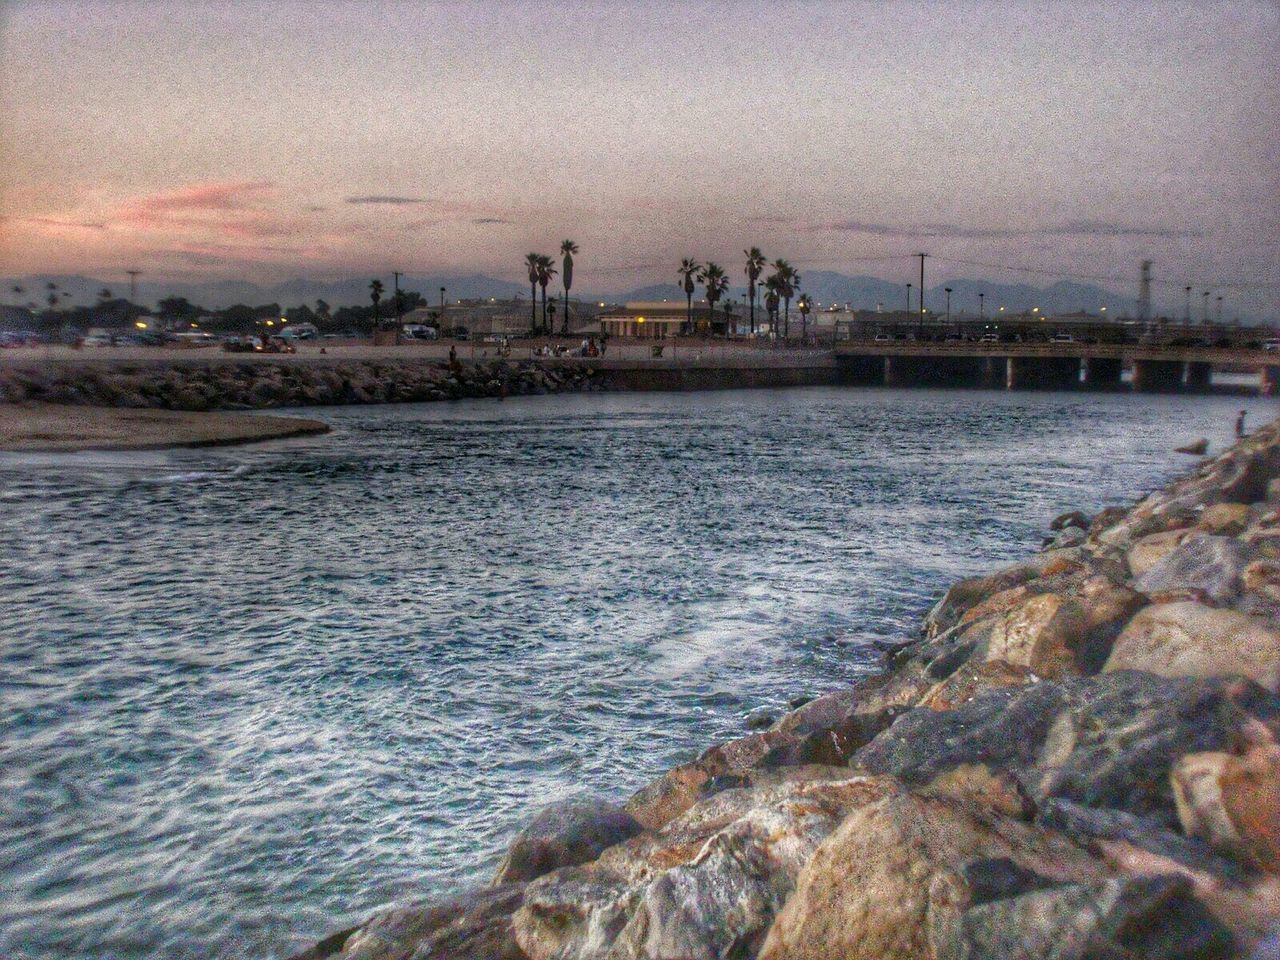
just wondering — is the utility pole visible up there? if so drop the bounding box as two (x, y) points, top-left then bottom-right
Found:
(1184, 285), (1191, 324)
(905, 283), (912, 320)
(944, 287), (952, 325)
(918, 253), (927, 320)
(979, 291), (985, 321)
(1202, 290), (1210, 324)
(126, 270), (141, 303)
(1216, 295), (1223, 324)
(392, 271), (403, 343)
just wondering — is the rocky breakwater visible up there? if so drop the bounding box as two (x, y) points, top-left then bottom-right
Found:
(295, 421), (1280, 960)
(0, 358), (598, 410)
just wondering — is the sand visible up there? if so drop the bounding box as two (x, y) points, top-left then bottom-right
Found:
(0, 404), (330, 452)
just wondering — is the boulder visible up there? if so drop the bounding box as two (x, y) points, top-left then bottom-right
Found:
(969, 576), (1145, 677)
(755, 788), (1111, 960)
(1174, 738), (1280, 873)
(1104, 602), (1280, 691)
(851, 672), (1280, 825)
(1198, 502), (1253, 536)
(310, 883), (528, 960)
(1127, 528), (1194, 578)
(493, 798), (643, 886)
(515, 776), (894, 960)
(1051, 510), (1091, 531)
(1134, 534), (1255, 605)
(1176, 438), (1210, 455)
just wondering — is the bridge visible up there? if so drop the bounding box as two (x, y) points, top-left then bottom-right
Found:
(832, 338), (1280, 393)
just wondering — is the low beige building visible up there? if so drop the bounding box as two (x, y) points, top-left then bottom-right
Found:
(598, 301), (717, 338)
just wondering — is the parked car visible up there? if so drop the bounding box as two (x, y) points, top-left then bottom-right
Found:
(979, 333), (999, 343)
(873, 333), (891, 343)
(1052, 332), (1075, 343)
(1264, 339), (1280, 352)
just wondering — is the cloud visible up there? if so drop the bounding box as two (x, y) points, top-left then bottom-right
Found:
(819, 219), (1202, 240)
(344, 195), (426, 205)
(472, 217), (512, 225)
(124, 181), (275, 218)
(20, 216), (108, 231)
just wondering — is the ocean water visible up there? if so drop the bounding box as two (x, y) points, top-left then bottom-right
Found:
(0, 386), (1266, 959)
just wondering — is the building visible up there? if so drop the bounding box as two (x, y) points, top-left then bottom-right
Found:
(598, 301), (724, 338)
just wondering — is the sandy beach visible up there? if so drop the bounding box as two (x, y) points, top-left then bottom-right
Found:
(0, 403), (330, 452)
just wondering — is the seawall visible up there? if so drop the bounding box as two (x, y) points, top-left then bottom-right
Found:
(293, 419), (1280, 960)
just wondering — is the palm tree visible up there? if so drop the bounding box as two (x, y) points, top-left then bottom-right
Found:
(699, 262), (729, 334)
(46, 281), (59, 311)
(763, 277), (781, 335)
(770, 260), (799, 338)
(536, 255), (557, 334)
(98, 287), (113, 303)
(744, 247), (766, 334)
(560, 240), (578, 334)
(315, 298), (330, 320)
(678, 258), (701, 335)
(524, 253), (541, 332)
(369, 279), (383, 329)
(797, 293), (813, 340)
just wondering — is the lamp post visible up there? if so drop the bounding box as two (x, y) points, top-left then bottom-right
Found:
(944, 287), (952, 327)
(1216, 296), (1223, 324)
(1202, 290), (1210, 324)
(440, 286), (447, 332)
(979, 292), (985, 321)
(905, 283), (911, 318)
(1184, 285), (1192, 324)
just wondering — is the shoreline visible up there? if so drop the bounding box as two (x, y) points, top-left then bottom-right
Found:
(294, 419), (1280, 960)
(0, 403), (331, 452)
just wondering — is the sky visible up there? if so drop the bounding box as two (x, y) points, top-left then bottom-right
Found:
(1, 0), (1278, 313)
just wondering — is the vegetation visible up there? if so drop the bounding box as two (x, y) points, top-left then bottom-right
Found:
(744, 247), (766, 334)
(560, 240), (578, 335)
(535, 255), (556, 334)
(678, 258), (701, 334)
(699, 263), (728, 333)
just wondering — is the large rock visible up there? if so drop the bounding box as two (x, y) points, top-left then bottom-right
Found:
(494, 798), (643, 885)
(851, 672), (1280, 825)
(1127, 528), (1194, 578)
(758, 788), (1245, 960)
(973, 575), (1145, 677)
(1104, 602), (1280, 691)
(515, 776), (894, 960)
(303, 883), (528, 960)
(1134, 534), (1255, 605)
(1174, 736), (1280, 873)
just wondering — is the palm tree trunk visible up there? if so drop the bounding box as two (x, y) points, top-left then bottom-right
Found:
(563, 290), (569, 334)
(749, 286), (755, 334)
(686, 291), (692, 336)
(541, 289), (547, 333)
(784, 299), (790, 338)
(530, 283), (537, 331)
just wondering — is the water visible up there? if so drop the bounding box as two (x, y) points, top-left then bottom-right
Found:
(0, 387), (1266, 959)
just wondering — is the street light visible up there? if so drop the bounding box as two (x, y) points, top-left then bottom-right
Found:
(944, 287), (952, 325)
(978, 292), (985, 320)
(1184, 286), (1192, 323)
(1202, 290), (1210, 324)
(1216, 296), (1223, 324)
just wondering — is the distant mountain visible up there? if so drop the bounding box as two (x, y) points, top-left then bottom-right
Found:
(0, 273), (529, 311)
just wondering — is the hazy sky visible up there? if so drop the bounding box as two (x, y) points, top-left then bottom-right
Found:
(2, 0), (1278, 310)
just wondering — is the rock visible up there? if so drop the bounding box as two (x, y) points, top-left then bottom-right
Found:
(1174, 737), (1280, 873)
(1199, 502), (1253, 536)
(514, 776), (893, 960)
(493, 797), (643, 886)
(851, 672), (1280, 825)
(1127, 528), (1194, 578)
(1051, 510), (1091, 531)
(756, 787), (1110, 960)
(316, 883), (528, 960)
(746, 709), (777, 730)
(969, 575), (1145, 677)
(1244, 560), (1280, 605)
(1043, 525), (1087, 550)
(1134, 533), (1255, 605)
(1104, 602), (1280, 691)
(1177, 438), (1211, 455)
(917, 659), (1038, 711)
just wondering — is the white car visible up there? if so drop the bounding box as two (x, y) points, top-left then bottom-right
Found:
(1052, 332), (1075, 343)
(1263, 339), (1279, 352)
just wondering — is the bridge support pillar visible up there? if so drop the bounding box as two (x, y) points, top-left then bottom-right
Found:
(1185, 362), (1213, 392)
(883, 356), (911, 387)
(1006, 356), (1080, 390)
(1132, 360), (1184, 393)
(980, 357), (1005, 389)
(1082, 357), (1123, 390)
(1262, 366), (1280, 397)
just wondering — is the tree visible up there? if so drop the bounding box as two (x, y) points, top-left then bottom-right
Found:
(157, 296), (199, 324)
(770, 260), (799, 338)
(45, 281), (59, 311)
(797, 292), (812, 340)
(699, 262), (729, 334)
(524, 252), (541, 332)
(535, 255), (557, 334)
(744, 247), (766, 334)
(560, 239), (578, 334)
(315, 299), (331, 321)
(679, 258), (701, 335)
(764, 277), (781, 334)
(369, 279), (383, 330)
(98, 287), (113, 303)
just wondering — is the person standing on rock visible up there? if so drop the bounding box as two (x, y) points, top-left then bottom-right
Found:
(1236, 409), (1247, 438)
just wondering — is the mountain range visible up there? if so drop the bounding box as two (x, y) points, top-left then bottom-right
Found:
(2, 270), (1169, 318)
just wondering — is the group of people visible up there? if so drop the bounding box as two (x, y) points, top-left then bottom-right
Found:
(532, 338), (606, 359)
